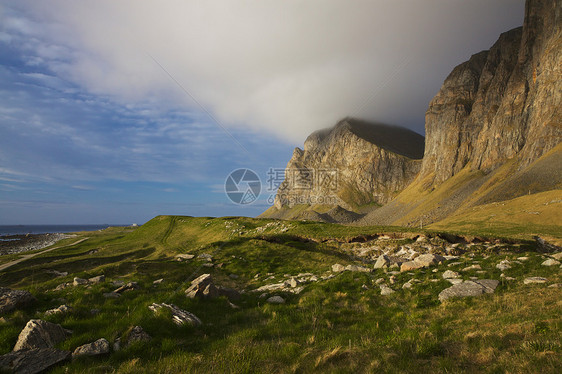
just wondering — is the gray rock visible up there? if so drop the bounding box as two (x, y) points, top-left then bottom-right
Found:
(14, 319), (71, 351)
(73, 277), (88, 286)
(461, 264), (481, 272)
(88, 275), (105, 284)
(548, 283), (562, 288)
(148, 303), (202, 326)
(54, 283), (70, 291)
(266, 296), (285, 304)
(185, 274), (217, 299)
(523, 277), (548, 284)
(400, 253), (445, 272)
(0, 287), (36, 315)
(331, 264), (345, 272)
(113, 338), (121, 352)
(373, 254), (391, 269)
(442, 270), (460, 279)
(153, 278), (164, 285)
(447, 278), (464, 285)
(288, 278), (299, 288)
(175, 254), (195, 261)
(541, 258), (561, 266)
(344, 264), (371, 272)
(45, 305), (72, 316)
(113, 282), (139, 293)
(0, 348), (71, 374)
(72, 338), (110, 358)
(438, 279), (499, 302)
(402, 280), (414, 289)
(496, 260), (511, 271)
(126, 326), (151, 346)
(228, 274), (239, 279)
(103, 292), (120, 299)
(380, 285), (395, 295)
(551, 252), (562, 261)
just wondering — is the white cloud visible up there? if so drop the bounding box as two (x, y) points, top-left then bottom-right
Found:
(3, 0), (525, 141)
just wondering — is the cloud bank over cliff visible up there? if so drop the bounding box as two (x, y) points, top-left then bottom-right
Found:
(3, 0), (524, 140)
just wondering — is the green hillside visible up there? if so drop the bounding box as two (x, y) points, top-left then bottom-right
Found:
(1, 216), (560, 373)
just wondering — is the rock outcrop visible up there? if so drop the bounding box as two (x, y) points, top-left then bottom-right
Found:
(263, 0), (561, 227)
(72, 338), (110, 358)
(0, 348), (71, 374)
(0, 288), (36, 315)
(421, 0), (561, 183)
(13, 320), (71, 351)
(268, 118), (424, 217)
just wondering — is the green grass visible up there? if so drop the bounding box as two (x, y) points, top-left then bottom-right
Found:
(0, 216), (560, 373)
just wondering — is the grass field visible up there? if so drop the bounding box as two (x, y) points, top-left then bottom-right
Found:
(0, 216), (560, 373)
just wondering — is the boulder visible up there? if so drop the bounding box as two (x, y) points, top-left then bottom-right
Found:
(461, 264), (482, 272)
(72, 338), (110, 358)
(496, 260), (512, 271)
(344, 264), (371, 272)
(380, 285), (395, 296)
(551, 252), (562, 261)
(0, 348), (71, 374)
(266, 296), (285, 304)
(331, 264), (345, 272)
(288, 278), (299, 288)
(373, 255), (391, 269)
(185, 274), (217, 299)
(400, 254), (445, 272)
(13, 319), (71, 351)
(523, 277), (548, 284)
(45, 305), (72, 316)
(0, 288), (36, 315)
(148, 303), (201, 326)
(442, 270), (460, 279)
(438, 280), (499, 302)
(541, 258), (560, 266)
(175, 254), (195, 261)
(88, 275), (105, 284)
(414, 254), (445, 267)
(113, 282), (139, 293)
(73, 277), (88, 286)
(126, 326), (151, 346)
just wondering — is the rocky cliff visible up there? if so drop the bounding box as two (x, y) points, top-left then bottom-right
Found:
(422, 0), (561, 183)
(264, 118), (424, 219)
(263, 0), (561, 226)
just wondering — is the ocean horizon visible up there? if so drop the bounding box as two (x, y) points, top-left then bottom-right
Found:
(0, 224), (130, 236)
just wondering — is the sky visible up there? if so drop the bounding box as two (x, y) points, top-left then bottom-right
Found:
(0, 0), (525, 225)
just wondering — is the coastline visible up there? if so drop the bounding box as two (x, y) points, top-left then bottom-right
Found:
(0, 233), (74, 256)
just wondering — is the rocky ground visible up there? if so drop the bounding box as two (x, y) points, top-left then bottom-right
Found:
(0, 233), (72, 255)
(0, 216), (560, 373)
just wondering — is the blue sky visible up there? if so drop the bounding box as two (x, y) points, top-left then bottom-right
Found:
(0, 1), (525, 224)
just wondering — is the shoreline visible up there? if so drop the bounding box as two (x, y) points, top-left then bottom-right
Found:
(0, 233), (75, 256)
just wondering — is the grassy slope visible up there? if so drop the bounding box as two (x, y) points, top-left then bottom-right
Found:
(429, 190), (562, 244)
(0, 216), (560, 373)
(359, 145), (562, 239)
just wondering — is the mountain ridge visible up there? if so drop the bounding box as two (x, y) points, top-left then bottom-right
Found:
(261, 0), (561, 229)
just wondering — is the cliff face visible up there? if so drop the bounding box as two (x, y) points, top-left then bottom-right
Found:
(263, 0), (561, 226)
(273, 118), (424, 211)
(421, 0), (562, 183)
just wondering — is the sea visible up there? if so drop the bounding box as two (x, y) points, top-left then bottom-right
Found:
(0, 224), (128, 236)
